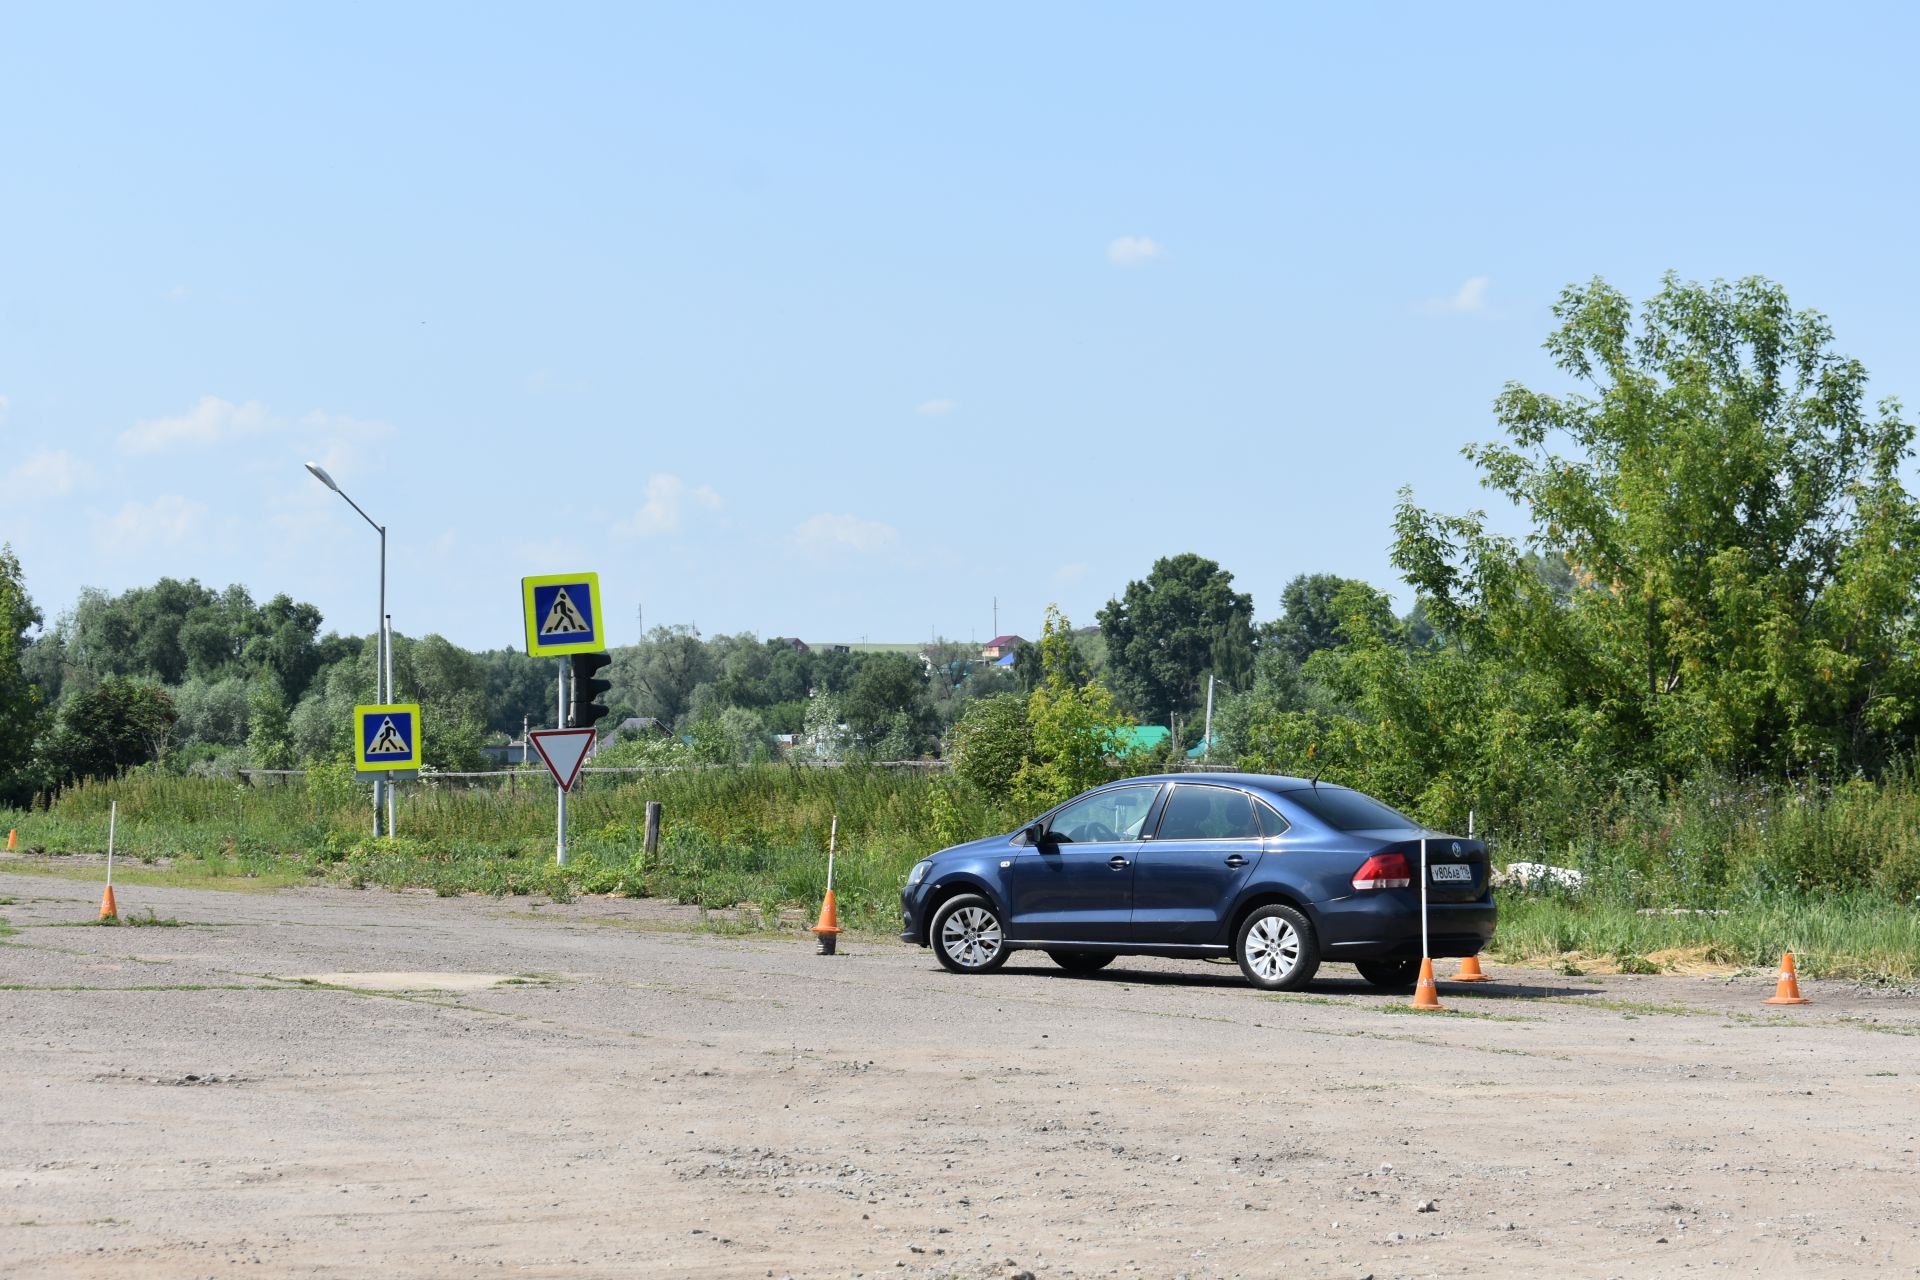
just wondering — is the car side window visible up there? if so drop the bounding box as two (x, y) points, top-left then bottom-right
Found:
(1253, 798), (1291, 837)
(1155, 786), (1260, 840)
(1047, 786), (1158, 843)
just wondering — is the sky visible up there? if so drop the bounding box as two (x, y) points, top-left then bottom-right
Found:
(6, 2), (1920, 653)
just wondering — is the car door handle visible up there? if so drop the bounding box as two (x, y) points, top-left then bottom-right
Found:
(1224, 854), (1248, 868)
(1108, 856), (1130, 870)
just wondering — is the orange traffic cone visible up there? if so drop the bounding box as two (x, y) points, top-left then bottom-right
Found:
(1764, 951), (1810, 1005)
(99, 884), (118, 921)
(1410, 957), (1446, 1010)
(6, 828), (15, 850)
(810, 890), (842, 955)
(1454, 954), (1490, 982)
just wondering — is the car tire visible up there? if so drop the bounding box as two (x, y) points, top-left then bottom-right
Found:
(930, 894), (1010, 974)
(1235, 903), (1320, 991)
(1046, 950), (1114, 975)
(1354, 957), (1421, 990)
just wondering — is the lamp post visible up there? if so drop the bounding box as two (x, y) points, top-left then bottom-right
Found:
(305, 462), (391, 837)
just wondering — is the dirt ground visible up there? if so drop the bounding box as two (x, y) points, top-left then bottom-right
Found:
(3, 866), (1917, 1279)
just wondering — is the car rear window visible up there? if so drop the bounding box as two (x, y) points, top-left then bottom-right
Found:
(1281, 786), (1417, 831)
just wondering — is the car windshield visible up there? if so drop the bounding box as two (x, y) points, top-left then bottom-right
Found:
(1281, 786), (1418, 831)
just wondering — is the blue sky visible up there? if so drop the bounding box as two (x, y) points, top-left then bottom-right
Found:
(6, 3), (1920, 651)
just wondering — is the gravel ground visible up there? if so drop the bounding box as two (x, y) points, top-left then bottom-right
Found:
(3, 866), (1918, 1279)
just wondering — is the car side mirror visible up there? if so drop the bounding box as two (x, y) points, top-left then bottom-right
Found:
(1019, 821), (1051, 849)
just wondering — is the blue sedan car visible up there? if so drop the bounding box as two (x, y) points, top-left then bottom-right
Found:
(899, 772), (1495, 991)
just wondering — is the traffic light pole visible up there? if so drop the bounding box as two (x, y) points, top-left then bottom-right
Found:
(556, 657), (568, 866)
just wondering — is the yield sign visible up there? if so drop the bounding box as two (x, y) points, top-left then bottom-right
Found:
(529, 728), (597, 792)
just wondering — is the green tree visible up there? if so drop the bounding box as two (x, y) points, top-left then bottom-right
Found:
(843, 652), (934, 752)
(1396, 272), (1920, 781)
(948, 693), (1033, 803)
(247, 674), (296, 769)
(0, 545), (46, 804)
(37, 677), (177, 785)
(1098, 554), (1255, 725)
(1010, 607), (1136, 815)
(612, 625), (714, 728)
(1264, 573), (1396, 665)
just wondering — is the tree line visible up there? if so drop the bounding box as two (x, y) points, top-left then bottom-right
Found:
(8, 274), (1920, 846)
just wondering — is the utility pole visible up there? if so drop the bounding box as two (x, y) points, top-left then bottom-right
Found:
(1203, 674), (1217, 763)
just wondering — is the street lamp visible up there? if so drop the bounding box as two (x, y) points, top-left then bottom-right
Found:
(305, 462), (393, 837)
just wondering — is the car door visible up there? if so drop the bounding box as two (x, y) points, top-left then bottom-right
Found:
(1006, 784), (1163, 943)
(1130, 784), (1264, 945)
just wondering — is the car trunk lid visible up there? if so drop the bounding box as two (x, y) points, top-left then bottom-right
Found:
(1376, 834), (1488, 903)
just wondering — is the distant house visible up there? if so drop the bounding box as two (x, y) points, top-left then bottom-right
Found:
(1112, 725), (1171, 757)
(769, 637), (811, 653)
(992, 651), (1016, 668)
(479, 741), (535, 765)
(614, 716), (671, 738)
(981, 634), (1025, 661)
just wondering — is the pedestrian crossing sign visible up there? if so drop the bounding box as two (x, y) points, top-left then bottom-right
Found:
(522, 572), (605, 656)
(354, 703), (422, 773)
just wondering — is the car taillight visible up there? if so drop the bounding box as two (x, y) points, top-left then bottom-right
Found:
(1352, 853), (1412, 890)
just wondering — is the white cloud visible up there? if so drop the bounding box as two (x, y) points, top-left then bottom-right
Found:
(792, 512), (901, 560)
(6, 449), (91, 499)
(0, 393), (10, 425)
(165, 285), (190, 301)
(1107, 235), (1164, 267)
(1424, 276), (1491, 314)
(915, 398), (959, 416)
(1053, 562), (1088, 585)
(120, 395), (269, 454)
(98, 495), (206, 551)
(616, 474), (723, 538)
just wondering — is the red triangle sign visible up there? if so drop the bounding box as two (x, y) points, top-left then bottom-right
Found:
(529, 728), (597, 792)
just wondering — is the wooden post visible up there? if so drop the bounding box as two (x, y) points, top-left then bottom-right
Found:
(644, 801), (662, 861)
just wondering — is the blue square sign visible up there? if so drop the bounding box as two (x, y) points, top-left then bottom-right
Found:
(522, 573), (604, 655)
(355, 704), (421, 772)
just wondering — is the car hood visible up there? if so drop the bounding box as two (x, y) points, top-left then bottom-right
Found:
(927, 832), (1016, 863)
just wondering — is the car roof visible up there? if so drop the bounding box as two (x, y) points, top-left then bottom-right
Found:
(1101, 771), (1316, 793)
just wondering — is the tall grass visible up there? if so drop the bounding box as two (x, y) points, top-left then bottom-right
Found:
(3, 766), (1014, 932)
(5, 765), (1916, 973)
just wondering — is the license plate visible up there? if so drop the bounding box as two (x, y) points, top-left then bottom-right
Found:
(1430, 863), (1473, 883)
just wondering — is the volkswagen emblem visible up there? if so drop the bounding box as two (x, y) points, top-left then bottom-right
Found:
(1451, 841), (1462, 855)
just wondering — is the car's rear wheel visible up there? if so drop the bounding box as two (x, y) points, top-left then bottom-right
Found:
(1235, 904), (1320, 991)
(1354, 957), (1420, 990)
(930, 894), (1010, 974)
(1047, 950), (1114, 975)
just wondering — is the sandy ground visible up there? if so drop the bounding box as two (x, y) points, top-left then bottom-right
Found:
(3, 866), (1917, 1279)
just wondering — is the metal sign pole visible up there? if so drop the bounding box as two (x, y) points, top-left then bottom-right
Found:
(385, 614), (397, 838)
(1419, 834), (1430, 960)
(556, 657), (568, 865)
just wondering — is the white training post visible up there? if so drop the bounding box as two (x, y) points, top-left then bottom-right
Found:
(107, 800), (117, 889)
(1419, 833), (1430, 961)
(825, 814), (838, 894)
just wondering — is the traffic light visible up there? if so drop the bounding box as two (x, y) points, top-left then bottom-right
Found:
(569, 651), (613, 729)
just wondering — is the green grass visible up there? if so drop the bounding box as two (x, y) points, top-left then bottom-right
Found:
(5, 766), (1919, 976)
(1490, 891), (1920, 981)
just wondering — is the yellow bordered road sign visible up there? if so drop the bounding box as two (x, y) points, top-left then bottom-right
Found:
(522, 572), (605, 656)
(355, 703), (422, 772)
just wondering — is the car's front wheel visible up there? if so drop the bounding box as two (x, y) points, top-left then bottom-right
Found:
(1235, 904), (1320, 991)
(930, 894), (1010, 974)
(1354, 957), (1420, 990)
(1046, 950), (1114, 975)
